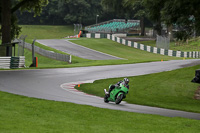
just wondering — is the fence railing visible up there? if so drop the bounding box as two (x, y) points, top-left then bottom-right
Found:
(17, 39), (71, 63)
(156, 35), (170, 50)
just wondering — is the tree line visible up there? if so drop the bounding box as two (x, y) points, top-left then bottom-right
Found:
(15, 0), (200, 39)
(102, 0), (200, 39)
(1, 0), (200, 56)
(16, 0), (139, 26)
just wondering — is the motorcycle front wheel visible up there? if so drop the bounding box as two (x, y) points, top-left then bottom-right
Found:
(115, 93), (124, 104)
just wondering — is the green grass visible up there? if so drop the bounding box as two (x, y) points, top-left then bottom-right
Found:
(1, 91), (200, 133)
(139, 39), (200, 52)
(70, 38), (180, 62)
(20, 25), (74, 39)
(76, 65), (200, 113)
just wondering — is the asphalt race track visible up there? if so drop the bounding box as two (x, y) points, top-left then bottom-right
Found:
(36, 39), (122, 60)
(1, 59), (200, 120)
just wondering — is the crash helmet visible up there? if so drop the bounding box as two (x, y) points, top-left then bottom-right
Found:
(124, 78), (129, 85)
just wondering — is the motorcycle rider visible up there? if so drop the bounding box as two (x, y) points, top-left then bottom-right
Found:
(108, 78), (129, 94)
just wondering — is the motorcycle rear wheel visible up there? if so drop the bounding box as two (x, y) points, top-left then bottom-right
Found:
(104, 95), (109, 103)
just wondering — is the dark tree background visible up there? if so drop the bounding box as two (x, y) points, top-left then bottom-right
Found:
(1, 0), (200, 56)
(15, 0), (137, 26)
(0, 0), (48, 56)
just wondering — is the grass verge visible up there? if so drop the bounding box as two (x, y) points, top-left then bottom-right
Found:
(76, 65), (200, 113)
(0, 91), (200, 132)
(139, 40), (200, 52)
(20, 25), (74, 39)
(70, 38), (179, 62)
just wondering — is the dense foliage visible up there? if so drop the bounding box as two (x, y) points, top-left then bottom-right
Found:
(0, 0), (48, 41)
(16, 0), (130, 26)
(1, 0), (200, 45)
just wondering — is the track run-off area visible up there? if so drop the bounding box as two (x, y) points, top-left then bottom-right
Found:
(1, 59), (200, 120)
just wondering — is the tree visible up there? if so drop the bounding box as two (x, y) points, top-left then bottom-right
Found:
(123, 0), (146, 36)
(0, 0), (48, 56)
(101, 0), (127, 17)
(59, 0), (103, 25)
(15, 0), (118, 25)
(162, 0), (200, 40)
(101, 0), (149, 36)
(16, 0), (66, 25)
(124, 0), (167, 36)
(143, 0), (166, 36)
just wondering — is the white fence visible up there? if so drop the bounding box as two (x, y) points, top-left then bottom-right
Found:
(156, 35), (170, 50)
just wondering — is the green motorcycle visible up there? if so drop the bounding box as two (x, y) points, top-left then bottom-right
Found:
(104, 83), (129, 104)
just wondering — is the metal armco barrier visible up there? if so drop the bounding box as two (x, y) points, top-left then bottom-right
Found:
(0, 57), (11, 69)
(0, 56), (25, 69)
(18, 40), (71, 63)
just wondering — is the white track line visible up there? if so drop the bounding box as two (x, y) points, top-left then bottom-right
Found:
(60, 80), (103, 99)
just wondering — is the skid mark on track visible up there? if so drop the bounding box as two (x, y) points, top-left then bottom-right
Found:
(60, 80), (103, 99)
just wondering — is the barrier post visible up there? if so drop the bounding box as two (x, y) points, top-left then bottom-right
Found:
(30, 57), (38, 67)
(36, 57), (38, 67)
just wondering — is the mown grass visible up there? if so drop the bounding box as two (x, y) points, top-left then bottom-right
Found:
(68, 38), (180, 65)
(20, 25), (74, 39)
(70, 38), (180, 62)
(0, 91), (200, 133)
(76, 65), (200, 113)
